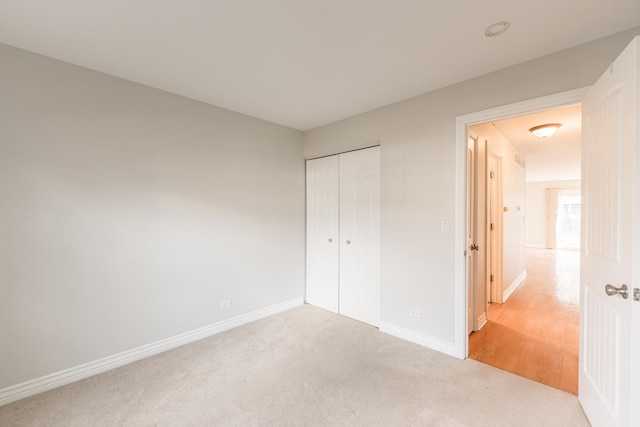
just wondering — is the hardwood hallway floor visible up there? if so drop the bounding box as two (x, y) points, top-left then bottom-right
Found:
(468, 248), (579, 394)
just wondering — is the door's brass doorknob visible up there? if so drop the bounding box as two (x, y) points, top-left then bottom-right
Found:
(605, 284), (629, 299)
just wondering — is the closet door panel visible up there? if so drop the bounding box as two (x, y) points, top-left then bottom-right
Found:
(339, 147), (380, 326)
(305, 156), (340, 312)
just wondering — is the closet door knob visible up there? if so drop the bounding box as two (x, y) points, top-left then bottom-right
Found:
(346, 240), (351, 245)
(328, 238), (333, 243)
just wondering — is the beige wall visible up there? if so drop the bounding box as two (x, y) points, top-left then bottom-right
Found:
(304, 27), (640, 346)
(0, 44), (305, 389)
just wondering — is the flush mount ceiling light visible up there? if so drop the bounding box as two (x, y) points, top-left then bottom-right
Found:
(529, 123), (561, 138)
(484, 21), (510, 37)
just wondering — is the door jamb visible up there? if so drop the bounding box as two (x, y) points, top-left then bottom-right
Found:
(454, 87), (589, 359)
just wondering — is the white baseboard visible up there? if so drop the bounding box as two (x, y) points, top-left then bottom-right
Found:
(379, 321), (457, 358)
(503, 271), (527, 302)
(477, 312), (487, 330)
(0, 297), (303, 407)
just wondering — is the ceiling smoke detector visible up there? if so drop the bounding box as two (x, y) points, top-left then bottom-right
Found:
(485, 22), (510, 37)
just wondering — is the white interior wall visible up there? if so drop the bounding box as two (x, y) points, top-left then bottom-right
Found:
(0, 44), (305, 389)
(304, 27), (640, 349)
(526, 180), (581, 248)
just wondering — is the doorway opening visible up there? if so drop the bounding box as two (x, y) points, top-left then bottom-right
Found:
(459, 94), (584, 394)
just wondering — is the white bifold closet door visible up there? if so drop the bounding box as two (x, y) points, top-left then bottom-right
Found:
(306, 155), (340, 313)
(306, 146), (380, 327)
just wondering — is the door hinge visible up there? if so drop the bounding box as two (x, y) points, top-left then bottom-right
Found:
(490, 171), (495, 179)
(490, 274), (494, 282)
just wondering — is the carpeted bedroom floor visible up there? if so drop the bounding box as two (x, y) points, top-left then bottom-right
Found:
(0, 304), (589, 426)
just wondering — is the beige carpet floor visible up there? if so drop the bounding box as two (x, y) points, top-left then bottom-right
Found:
(0, 304), (589, 426)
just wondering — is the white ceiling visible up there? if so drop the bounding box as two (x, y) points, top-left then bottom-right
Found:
(492, 105), (582, 182)
(1, 1), (639, 130)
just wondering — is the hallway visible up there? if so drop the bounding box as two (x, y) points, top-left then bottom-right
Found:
(468, 248), (579, 394)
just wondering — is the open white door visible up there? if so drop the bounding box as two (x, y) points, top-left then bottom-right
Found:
(467, 133), (488, 333)
(467, 136), (476, 334)
(580, 36), (639, 427)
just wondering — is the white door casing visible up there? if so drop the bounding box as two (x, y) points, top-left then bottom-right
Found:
(579, 37), (639, 427)
(457, 89), (589, 359)
(305, 155), (339, 313)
